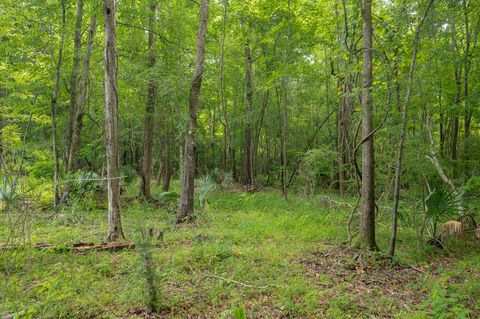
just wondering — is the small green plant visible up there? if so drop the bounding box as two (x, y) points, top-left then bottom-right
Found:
(197, 174), (217, 209)
(298, 146), (338, 195)
(424, 279), (471, 319)
(422, 183), (461, 239)
(137, 229), (161, 313)
(158, 191), (179, 210)
(234, 306), (246, 319)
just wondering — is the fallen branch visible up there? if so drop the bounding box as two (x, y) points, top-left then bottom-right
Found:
(407, 264), (425, 273)
(426, 124), (464, 213)
(202, 272), (270, 289)
(0, 241), (135, 252)
(326, 196), (353, 208)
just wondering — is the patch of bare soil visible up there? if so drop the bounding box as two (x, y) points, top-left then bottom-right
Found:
(299, 245), (430, 318)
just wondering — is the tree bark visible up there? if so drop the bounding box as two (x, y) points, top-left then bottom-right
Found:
(162, 130), (171, 192)
(160, 120), (171, 192)
(50, 0), (66, 207)
(462, 0), (471, 143)
(67, 15), (97, 173)
(104, 0), (124, 241)
(281, 0), (291, 199)
(177, 0), (210, 222)
(65, 0), (84, 169)
(0, 87), (4, 172)
(60, 15), (97, 203)
(219, 0), (229, 171)
(389, 0), (433, 257)
(334, 0), (356, 197)
(140, 2), (158, 200)
(451, 68), (461, 161)
(360, 0), (377, 250)
(243, 44), (255, 189)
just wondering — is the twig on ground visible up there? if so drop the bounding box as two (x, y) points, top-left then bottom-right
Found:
(346, 195), (361, 244)
(406, 264), (425, 273)
(202, 272), (271, 289)
(326, 196), (353, 208)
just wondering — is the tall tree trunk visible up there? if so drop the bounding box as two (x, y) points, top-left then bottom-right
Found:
(219, 0), (229, 171)
(389, 0), (433, 257)
(104, 0), (124, 241)
(462, 0), (471, 144)
(281, 81), (288, 199)
(162, 128), (171, 192)
(337, 84), (353, 197)
(50, 0), (66, 207)
(360, 0), (377, 250)
(451, 68), (461, 161)
(0, 87), (4, 171)
(281, 0), (291, 199)
(243, 44), (254, 189)
(140, 2), (158, 200)
(254, 89), (268, 165)
(438, 82), (445, 154)
(334, 0), (355, 198)
(177, 0), (210, 222)
(61, 15), (97, 203)
(67, 15), (97, 172)
(65, 0), (84, 169)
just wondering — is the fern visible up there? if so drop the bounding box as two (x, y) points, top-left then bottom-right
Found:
(197, 174), (217, 209)
(425, 185), (462, 238)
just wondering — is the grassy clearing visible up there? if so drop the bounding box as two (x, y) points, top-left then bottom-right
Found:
(1, 185), (479, 318)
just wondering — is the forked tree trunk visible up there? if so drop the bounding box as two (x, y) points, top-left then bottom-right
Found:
(61, 15), (97, 203)
(140, 2), (158, 200)
(65, 0), (84, 169)
(177, 0), (210, 223)
(360, 0), (377, 250)
(104, 0), (124, 241)
(389, 0), (434, 257)
(67, 15), (97, 173)
(50, 0), (66, 207)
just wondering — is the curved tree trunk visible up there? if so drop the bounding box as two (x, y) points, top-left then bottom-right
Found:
(389, 0), (434, 257)
(177, 0), (210, 223)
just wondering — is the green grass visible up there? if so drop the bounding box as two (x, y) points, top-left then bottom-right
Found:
(1, 184), (479, 318)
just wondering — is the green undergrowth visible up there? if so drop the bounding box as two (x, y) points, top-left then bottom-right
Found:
(1, 186), (479, 318)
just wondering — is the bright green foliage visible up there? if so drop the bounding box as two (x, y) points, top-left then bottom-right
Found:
(1, 188), (479, 318)
(1, 0), (480, 317)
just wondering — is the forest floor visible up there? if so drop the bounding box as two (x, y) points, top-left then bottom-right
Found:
(1, 183), (479, 318)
